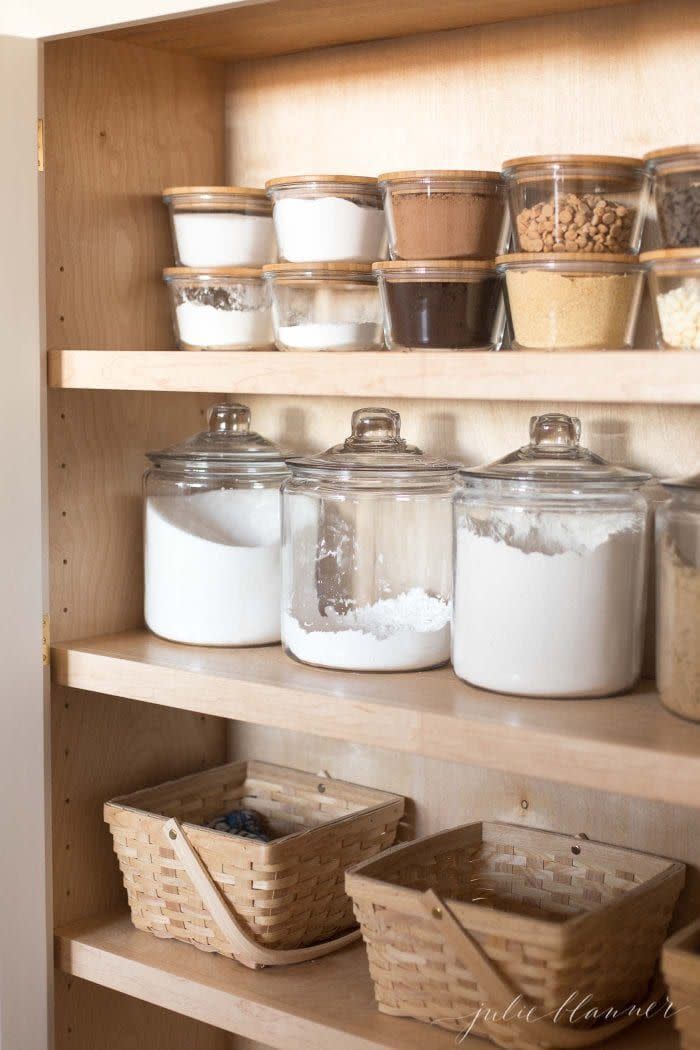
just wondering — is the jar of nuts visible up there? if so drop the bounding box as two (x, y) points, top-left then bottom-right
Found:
(502, 154), (649, 255)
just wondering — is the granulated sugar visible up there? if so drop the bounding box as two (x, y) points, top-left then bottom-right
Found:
(453, 506), (646, 696)
(277, 321), (383, 351)
(283, 588), (451, 671)
(176, 300), (273, 349)
(145, 488), (281, 646)
(173, 212), (275, 267)
(273, 196), (385, 262)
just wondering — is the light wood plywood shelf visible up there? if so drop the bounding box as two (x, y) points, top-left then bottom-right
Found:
(51, 630), (700, 809)
(47, 349), (700, 404)
(55, 912), (679, 1050)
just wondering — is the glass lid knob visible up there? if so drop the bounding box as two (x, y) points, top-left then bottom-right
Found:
(529, 413), (581, 449)
(208, 403), (251, 435)
(344, 407), (406, 451)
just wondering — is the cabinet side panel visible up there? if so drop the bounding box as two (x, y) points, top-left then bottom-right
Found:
(45, 36), (225, 350)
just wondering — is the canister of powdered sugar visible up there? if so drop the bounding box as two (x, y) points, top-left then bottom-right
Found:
(453, 413), (651, 699)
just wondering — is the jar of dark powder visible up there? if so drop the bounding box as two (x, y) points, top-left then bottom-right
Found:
(378, 170), (507, 260)
(373, 261), (504, 351)
(645, 145), (700, 249)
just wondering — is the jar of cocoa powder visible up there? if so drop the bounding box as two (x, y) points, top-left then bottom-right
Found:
(378, 170), (508, 260)
(373, 260), (504, 351)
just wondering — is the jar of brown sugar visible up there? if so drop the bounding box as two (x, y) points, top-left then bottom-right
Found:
(378, 170), (508, 261)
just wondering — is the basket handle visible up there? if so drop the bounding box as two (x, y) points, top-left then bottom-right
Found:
(421, 889), (663, 1048)
(163, 817), (361, 969)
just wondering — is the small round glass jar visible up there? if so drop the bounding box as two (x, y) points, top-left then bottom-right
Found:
(282, 407), (458, 672)
(656, 471), (700, 721)
(144, 403), (290, 647)
(265, 175), (386, 263)
(374, 260), (504, 351)
(263, 263), (384, 351)
(497, 253), (645, 350)
(641, 249), (700, 351)
(502, 154), (649, 255)
(453, 413), (651, 698)
(162, 186), (275, 267)
(644, 145), (700, 248)
(378, 170), (508, 260)
(163, 267), (273, 351)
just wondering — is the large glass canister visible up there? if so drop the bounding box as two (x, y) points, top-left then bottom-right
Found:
(144, 403), (290, 646)
(282, 407), (458, 672)
(453, 414), (651, 698)
(656, 472), (700, 721)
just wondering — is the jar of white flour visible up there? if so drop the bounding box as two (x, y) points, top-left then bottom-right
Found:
(163, 186), (275, 267)
(266, 175), (386, 263)
(144, 403), (290, 646)
(282, 407), (458, 671)
(164, 267), (273, 350)
(453, 413), (651, 698)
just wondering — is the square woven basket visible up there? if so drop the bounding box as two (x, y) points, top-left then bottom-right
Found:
(346, 821), (685, 1050)
(105, 759), (404, 968)
(662, 918), (700, 1050)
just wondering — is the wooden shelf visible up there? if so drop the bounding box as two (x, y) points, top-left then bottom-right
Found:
(51, 630), (700, 809)
(47, 349), (700, 403)
(55, 913), (678, 1050)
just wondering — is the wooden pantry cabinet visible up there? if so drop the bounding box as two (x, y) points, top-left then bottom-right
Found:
(2, 1), (700, 1048)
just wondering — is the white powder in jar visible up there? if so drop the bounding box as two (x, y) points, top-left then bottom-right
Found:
(173, 212), (275, 267)
(453, 507), (647, 697)
(277, 321), (383, 351)
(175, 300), (273, 349)
(145, 488), (281, 646)
(273, 197), (386, 262)
(656, 281), (700, 350)
(282, 588), (451, 671)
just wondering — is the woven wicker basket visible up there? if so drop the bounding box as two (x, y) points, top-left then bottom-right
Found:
(662, 919), (700, 1050)
(105, 759), (404, 969)
(346, 822), (684, 1050)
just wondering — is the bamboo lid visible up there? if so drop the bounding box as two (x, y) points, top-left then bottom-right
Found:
(265, 174), (379, 189)
(502, 154), (643, 170)
(378, 169), (502, 183)
(262, 262), (374, 275)
(640, 248), (700, 263)
(643, 144), (700, 164)
(373, 259), (496, 271)
(163, 186), (268, 198)
(496, 252), (641, 265)
(163, 266), (264, 278)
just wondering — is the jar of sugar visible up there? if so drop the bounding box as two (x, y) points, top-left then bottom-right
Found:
(144, 403), (290, 647)
(265, 175), (386, 263)
(282, 407), (458, 672)
(163, 267), (274, 350)
(453, 413), (651, 698)
(162, 186), (275, 267)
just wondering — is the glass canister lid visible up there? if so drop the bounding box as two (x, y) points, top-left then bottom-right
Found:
(147, 403), (290, 476)
(660, 469), (700, 492)
(287, 407), (458, 480)
(460, 413), (650, 487)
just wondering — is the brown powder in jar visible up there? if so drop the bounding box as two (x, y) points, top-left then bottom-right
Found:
(658, 535), (700, 720)
(390, 191), (503, 259)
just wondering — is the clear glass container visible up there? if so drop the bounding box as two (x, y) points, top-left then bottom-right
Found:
(163, 267), (273, 351)
(453, 413), (651, 698)
(263, 263), (384, 351)
(642, 249), (700, 350)
(502, 154), (649, 255)
(144, 403), (290, 646)
(497, 253), (645, 350)
(378, 170), (508, 260)
(282, 407), (458, 671)
(656, 471), (700, 721)
(644, 145), (700, 248)
(374, 261), (504, 351)
(265, 175), (386, 263)
(162, 186), (275, 267)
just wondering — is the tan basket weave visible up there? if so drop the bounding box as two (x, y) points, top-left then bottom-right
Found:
(105, 759), (403, 969)
(662, 919), (700, 1050)
(346, 822), (684, 1050)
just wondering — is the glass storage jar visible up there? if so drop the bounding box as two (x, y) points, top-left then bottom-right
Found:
(263, 263), (384, 351)
(453, 413), (651, 698)
(497, 253), (645, 350)
(374, 261), (504, 350)
(656, 471), (700, 721)
(144, 403), (290, 646)
(378, 170), (508, 260)
(642, 249), (700, 350)
(644, 145), (700, 248)
(502, 154), (648, 255)
(162, 186), (275, 267)
(163, 267), (273, 350)
(265, 175), (386, 263)
(282, 407), (458, 671)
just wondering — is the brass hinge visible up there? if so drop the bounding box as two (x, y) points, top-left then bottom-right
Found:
(37, 119), (44, 172)
(42, 615), (50, 666)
